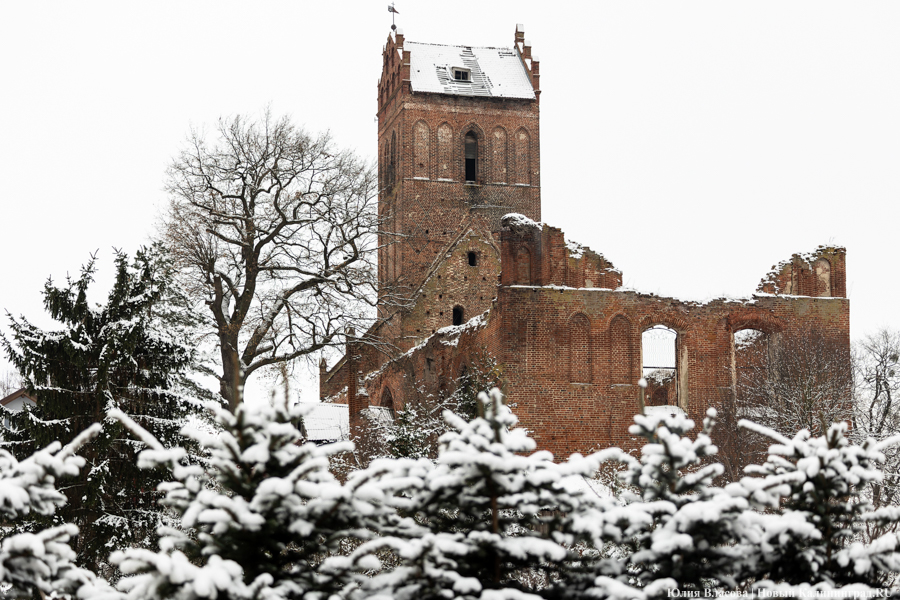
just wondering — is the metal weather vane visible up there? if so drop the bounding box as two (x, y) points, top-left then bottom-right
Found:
(388, 3), (399, 31)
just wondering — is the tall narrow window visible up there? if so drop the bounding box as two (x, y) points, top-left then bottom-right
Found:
(642, 325), (677, 405)
(569, 313), (591, 383)
(453, 305), (464, 326)
(464, 133), (477, 182)
(413, 120), (430, 179)
(814, 258), (831, 297)
(437, 123), (452, 178)
(515, 128), (531, 185)
(610, 315), (634, 385)
(491, 127), (508, 183)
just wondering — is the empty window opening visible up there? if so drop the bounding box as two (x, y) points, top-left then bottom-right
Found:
(453, 67), (471, 81)
(468, 251), (478, 266)
(642, 325), (677, 405)
(380, 388), (396, 418)
(465, 133), (478, 182)
(452, 305), (464, 326)
(733, 329), (770, 392)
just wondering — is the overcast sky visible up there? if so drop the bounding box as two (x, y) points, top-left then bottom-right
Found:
(2, 2), (898, 393)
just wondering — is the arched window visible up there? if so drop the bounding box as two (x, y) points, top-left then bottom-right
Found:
(437, 123), (453, 179)
(467, 251), (478, 266)
(491, 126), (508, 183)
(464, 132), (478, 182)
(610, 315), (634, 384)
(814, 258), (831, 297)
(386, 131), (397, 192)
(414, 120), (430, 179)
(515, 128), (531, 185)
(733, 329), (769, 392)
(452, 305), (464, 326)
(642, 325), (677, 404)
(569, 313), (591, 383)
(380, 388), (396, 418)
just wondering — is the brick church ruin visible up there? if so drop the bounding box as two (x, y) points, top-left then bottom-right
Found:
(318, 25), (851, 457)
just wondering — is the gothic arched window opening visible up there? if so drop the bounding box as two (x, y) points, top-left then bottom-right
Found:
(464, 132), (478, 182)
(453, 305), (464, 326)
(468, 251), (478, 266)
(642, 325), (677, 405)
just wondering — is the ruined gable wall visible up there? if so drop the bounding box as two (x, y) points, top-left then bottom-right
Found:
(757, 246), (846, 298)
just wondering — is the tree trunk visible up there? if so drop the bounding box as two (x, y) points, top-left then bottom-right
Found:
(220, 340), (243, 412)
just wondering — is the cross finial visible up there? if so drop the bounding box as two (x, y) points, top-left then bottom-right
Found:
(388, 3), (399, 31)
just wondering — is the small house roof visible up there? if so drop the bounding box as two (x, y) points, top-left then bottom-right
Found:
(0, 388), (35, 409)
(406, 41), (535, 100)
(300, 402), (349, 442)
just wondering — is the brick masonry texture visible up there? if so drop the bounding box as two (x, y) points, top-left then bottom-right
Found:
(319, 27), (851, 459)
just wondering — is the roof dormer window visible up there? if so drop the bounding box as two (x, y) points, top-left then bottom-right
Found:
(452, 67), (471, 82)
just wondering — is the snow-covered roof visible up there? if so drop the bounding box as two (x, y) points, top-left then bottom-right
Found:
(406, 41), (535, 100)
(0, 388), (35, 413)
(644, 405), (686, 418)
(300, 402), (349, 442)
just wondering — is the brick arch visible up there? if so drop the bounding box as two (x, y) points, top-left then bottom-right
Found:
(490, 125), (508, 184)
(380, 386), (396, 415)
(436, 122), (453, 179)
(459, 121), (486, 140)
(514, 126), (531, 185)
(637, 312), (690, 335)
(412, 119), (430, 179)
(568, 313), (592, 383)
(727, 314), (784, 336)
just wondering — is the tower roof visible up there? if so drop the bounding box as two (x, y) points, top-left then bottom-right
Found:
(405, 41), (536, 100)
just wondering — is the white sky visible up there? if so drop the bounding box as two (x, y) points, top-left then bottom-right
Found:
(2, 2), (898, 393)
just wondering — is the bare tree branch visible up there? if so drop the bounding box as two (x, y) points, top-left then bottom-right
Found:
(160, 111), (380, 410)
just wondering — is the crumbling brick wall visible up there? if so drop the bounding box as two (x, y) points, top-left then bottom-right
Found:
(332, 216), (850, 461)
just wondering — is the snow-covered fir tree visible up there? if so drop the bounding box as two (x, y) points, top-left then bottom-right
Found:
(111, 397), (400, 600)
(349, 388), (603, 600)
(0, 425), (116, 599)
(370, 350), (504, 462)
(577, 409), (756, 599)
(1, 246), (210, 575)
(736, 420), (900, 591)
(580, 409), (900, 598)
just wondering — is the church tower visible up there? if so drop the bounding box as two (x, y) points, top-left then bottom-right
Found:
(376, 25), (542, 350)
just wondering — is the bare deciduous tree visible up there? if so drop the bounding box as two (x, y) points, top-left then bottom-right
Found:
(736, 330), (852, 436)
(853, 328), (900, 518)
(162, 112), (379, 409)
(0, 369), (23, 397)
(717, 329), (853, 482)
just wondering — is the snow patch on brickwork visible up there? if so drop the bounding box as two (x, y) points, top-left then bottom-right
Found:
(500, 212), (541, 234)
(645, 404), (686, 418)
(565, 237), (585, 259)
